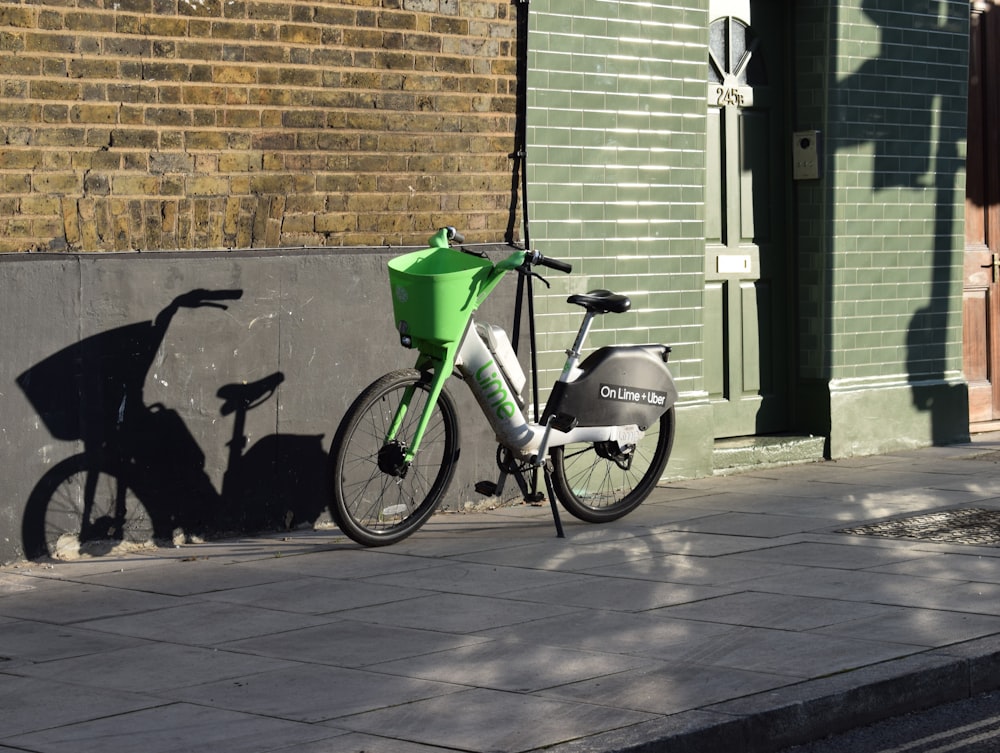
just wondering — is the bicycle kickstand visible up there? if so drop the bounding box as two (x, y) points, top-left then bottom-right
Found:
(541, 464), (565, 539)
(476, 463), (564, 538)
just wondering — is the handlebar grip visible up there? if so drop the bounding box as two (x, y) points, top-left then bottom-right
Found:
(533, 252), (572, 274)
(445, 226), (465, 245)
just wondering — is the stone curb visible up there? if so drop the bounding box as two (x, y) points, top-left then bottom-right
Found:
(545, 638), (1000, 753)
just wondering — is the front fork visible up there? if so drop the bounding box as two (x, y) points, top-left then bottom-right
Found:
(386, 348), (457, 467)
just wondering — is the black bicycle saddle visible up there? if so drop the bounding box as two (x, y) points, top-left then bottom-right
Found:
(566, 289), (631, 314)
(217, 372), (285, 415)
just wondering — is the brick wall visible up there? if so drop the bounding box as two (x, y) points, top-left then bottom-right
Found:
(0, 0), (519, 252)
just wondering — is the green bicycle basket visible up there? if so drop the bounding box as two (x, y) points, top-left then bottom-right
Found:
(387, 246), (494, 346)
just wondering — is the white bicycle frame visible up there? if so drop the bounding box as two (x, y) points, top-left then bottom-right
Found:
(454, 312), (645, 466)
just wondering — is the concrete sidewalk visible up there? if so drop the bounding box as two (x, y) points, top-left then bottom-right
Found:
(5, 437), (1000, 753)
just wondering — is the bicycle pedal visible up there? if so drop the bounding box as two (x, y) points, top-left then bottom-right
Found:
(475, 481), (498, 496)
(524, 491), (545, 505)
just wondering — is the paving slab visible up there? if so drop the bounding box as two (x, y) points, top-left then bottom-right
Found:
(655, 591), (896, 631)
(869, 550), (1000, 581)
(4, 703), (338, 753)
(165, 664), (461, 722)
(538, 660), (792, 715)
(0, 577), (181, 623)
(75, 600), (336, 645)
(76, 560), (294, 596)
(361, 558), (586, 595)
(582, 551), (805, 586)
(199, 573), (429, 613)
(218, 620), (488, 668)
(378, 637), (652, 691)
(0, 619), (148, 665)
(811, 605), (1000, 646)
(332, 687), (656, 752)
(730, 540), (923, 569)
(4, 434), (1000, 752)
(0, 674), (163, 738)
(15, 642), (298, 692)
(501, 574), (727, 611)
(286, 733), (444, 753)
(338, 590), (580, 633)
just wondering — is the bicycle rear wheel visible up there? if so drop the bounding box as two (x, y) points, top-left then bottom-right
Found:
(549, 407), (674, 523)
(329, 368), (460, 546)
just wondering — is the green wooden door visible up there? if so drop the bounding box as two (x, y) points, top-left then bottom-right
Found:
(705, 2), (787, 438)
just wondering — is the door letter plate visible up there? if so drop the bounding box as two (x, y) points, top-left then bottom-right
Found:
(717, 255), (751, 274)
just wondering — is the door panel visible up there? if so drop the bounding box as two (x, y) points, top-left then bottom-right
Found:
(740, 110), (771, 242)
(741, 281), (761, 392)
(706, 109), (724, 243)
(964, 286), (991, 419)
(705, 282), (726, 398)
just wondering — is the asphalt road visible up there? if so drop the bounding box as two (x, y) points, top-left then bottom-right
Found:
(778, 690), (1000, 753)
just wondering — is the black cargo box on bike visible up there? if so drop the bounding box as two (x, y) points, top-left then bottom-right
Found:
(543, 345), (678, 429)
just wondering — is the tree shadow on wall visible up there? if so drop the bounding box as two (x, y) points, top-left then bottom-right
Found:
(16, 289), (328, 560)
(833, 0), (969, 444)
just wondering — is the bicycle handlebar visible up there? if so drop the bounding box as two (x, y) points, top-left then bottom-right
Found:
(438, 226), (572, 274)
(527, 250), (573, 274)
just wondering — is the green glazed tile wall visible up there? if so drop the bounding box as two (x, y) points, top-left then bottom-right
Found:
(525, 0), (967, 455)
(525, 0), (710, 398)
(796, 1), (968, 385)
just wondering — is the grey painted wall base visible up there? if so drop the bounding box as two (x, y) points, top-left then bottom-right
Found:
(0, 248), (532, 564)
(828, 376), (970, 458)
(663, 401), (714, 481)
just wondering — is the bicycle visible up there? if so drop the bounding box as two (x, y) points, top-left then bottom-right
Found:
(328, 227), (679, 547)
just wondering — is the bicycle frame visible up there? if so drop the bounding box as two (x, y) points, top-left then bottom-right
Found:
(454, 317), (644, 458)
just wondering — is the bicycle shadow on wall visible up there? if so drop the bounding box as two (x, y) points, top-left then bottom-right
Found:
(16, 289), (329, 561)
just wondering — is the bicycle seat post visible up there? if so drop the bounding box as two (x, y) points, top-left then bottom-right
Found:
(530, 308), (598, 470)
(560, 310), (598, 383)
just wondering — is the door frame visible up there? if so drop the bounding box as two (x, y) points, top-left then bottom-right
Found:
(705, 0), (796, 439)
(964, 1), (1000, 431)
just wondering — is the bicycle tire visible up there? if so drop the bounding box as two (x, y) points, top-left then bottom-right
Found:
(549, 407), (674, 523)
(329, 369), (460, 546)
(21, 455), (156, 560)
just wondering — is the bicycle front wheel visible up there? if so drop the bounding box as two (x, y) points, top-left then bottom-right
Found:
(329, 369), (460, 546)
(21, 455), (156, 560)
(550, 407), (675, 523)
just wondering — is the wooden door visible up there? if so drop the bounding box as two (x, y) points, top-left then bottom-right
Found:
(965, 2), (1000, 429)
(705, 1), (788, 438)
